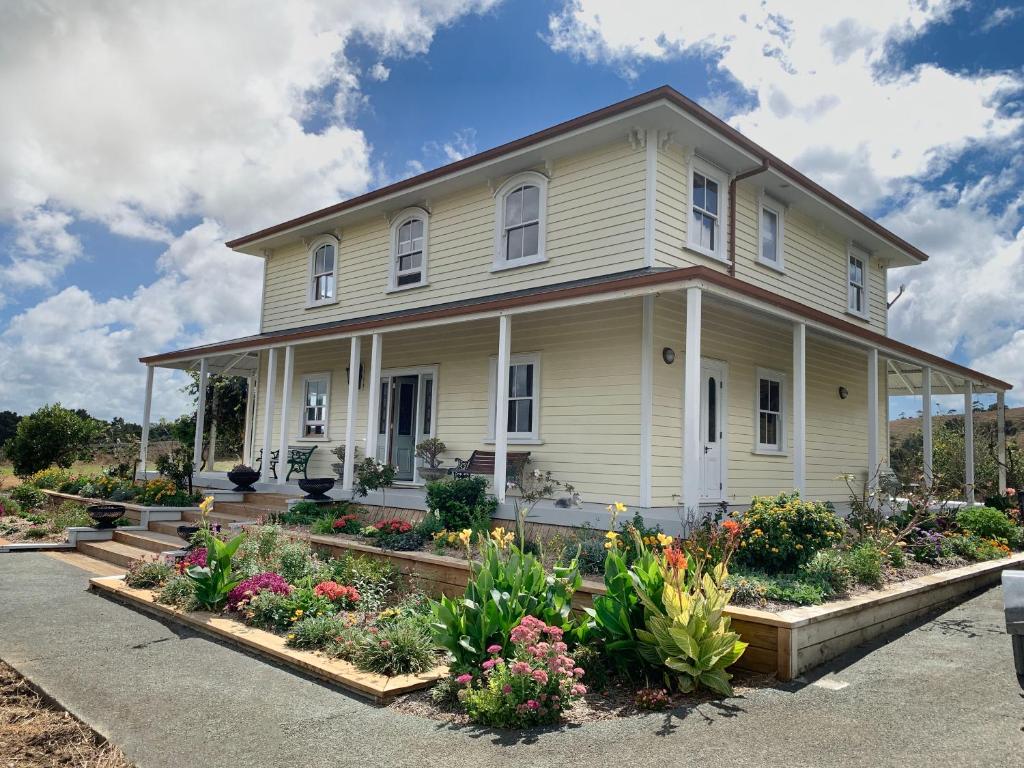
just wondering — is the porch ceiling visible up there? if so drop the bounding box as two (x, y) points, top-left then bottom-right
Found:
(154, 350), (259, 377)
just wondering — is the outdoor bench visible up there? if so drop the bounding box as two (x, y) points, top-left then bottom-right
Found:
(256, 446), (317, 481)
(453, 450), (531, 486)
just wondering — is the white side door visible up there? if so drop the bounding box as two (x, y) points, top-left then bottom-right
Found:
(699, 359), (727, 500)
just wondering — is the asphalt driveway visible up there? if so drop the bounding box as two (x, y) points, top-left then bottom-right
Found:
(0, 553), (1020, 767)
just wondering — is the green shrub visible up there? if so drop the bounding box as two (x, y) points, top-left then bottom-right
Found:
(377, 531), (426, 551)
(0, 495), (23, 517)
(4, 404), (98, 475)
(49, 501), (92, 532)
(428, 675), (462, 708)
(846, 543), (884, 587)
(737, 492), (845, 572)
(23, 527), (48, 540)
(125, 559), (175, 589)
(425, 476), (495, 531)
(801, 549), (853, 596)
(28, 468), (71, 490)
(274, 540), (316, 583)
(354, 618), (436, 676)
(241, 590), (293, 630)
(157, 575), (199, 611)
(957, 506), (1019, 544)
(10, 484), (46, 510)
(942, 533), (1009, 562)
(726, 570), (827, 606)
(286, 614), (348, 649)
(724, 574), (769, 606)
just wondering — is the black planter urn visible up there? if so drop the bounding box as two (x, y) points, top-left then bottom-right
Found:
(297, 477), (335, 501)
(87, 504), (125, 529)
(227, 468), (261, 493)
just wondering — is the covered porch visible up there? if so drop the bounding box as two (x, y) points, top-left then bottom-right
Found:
(138, 266), (1013, 529)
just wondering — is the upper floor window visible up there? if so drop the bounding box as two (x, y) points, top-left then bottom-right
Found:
(389, 208), (429, 291)
(487, 352), (541, 442)
(493, 171), (548, 271)
(759, 196), (785, 271)
(848, 245), (869, 318)
(688, 158), (726, 260)
(306, 235), (339, 308)
(300, 373), (331, 439)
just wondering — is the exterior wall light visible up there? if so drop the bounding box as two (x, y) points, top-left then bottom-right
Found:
(838, 386), (849, 400)
(662, 347), (676, 364)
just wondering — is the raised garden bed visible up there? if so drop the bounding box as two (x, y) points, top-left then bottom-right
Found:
(89, 575), (447, 703)
(40, 489), (201, 516)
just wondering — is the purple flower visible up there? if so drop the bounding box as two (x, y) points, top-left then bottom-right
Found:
(227, 572), (292, 612)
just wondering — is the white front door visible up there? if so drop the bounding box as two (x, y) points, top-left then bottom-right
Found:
(699, 359), (727, 500)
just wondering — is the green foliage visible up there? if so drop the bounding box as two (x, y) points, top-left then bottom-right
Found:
(414, 437), (447, 469)
(0, 495), (23, 517)
(240, 590), (293, 630)
(157, 576), (199, 611)
(184, 532), (246, 610)
(425, 476), (495, 531)
(430, 538), (581, 671)
(0, 410), (21, 450)
(846, 543), (884, 587)
(10, 484), (47, 510)
(956, 506), (1019, 543)
(355, 618), (436, 676)
(4, 403), (98, 476)
(274, 501), (323, 525)
(327, 553), (395, 612)
(737, 492), (845, 572)
(941, 533), (1010, 561)
(725, 569), (828, 606)
(286, 614), (348, 650)
(28, 468), (71, 490)
(155, 445), (194, 493)
(353, 458), (397, 501)
(23, 527), (48, 540)
(377, 531), (426, 551)
(800, 549), (853, 596)
(125, 559), (175, 589)
(49, 501), (91, 532)
(275, 540), (317, 583)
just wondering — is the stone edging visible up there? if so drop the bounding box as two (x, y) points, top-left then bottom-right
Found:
(40, 489), (200, 515)
(88, 575), (447, 703)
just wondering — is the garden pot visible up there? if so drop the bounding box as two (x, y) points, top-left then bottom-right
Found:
(298, 477), (335, 501)
(331, 462), (345, 480)
(87, 504), (125, 529)
(417, 466), (448, 482)
(226, 468), (260, 493)
(176, 524), (201, 545)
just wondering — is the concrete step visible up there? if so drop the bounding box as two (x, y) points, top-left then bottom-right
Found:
(180, 508), (261, 524)
(148, 519), (188, 536)
(113, 529), (187, 553)
(77, 539), (153, 569)
(243, 493), (291, 510)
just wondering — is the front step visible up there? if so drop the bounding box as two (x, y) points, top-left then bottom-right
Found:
(149, 518), (188, 536)
(77, 540), (154, 569)
(113, 529), (188, 553)
(180, 508), (261, 525)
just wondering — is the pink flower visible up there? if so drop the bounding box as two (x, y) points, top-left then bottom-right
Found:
(502, 684), (512, 694)
(531, 668), (548, 685)
(510, 661), (531, 676)
(570, 684), (587, 696)
(481, 659), (496, 670)
(526, 699), (539, 710)
(573, 667), (585, 679)
(456, 674), (472, 685)
(486, 644), (502, 654)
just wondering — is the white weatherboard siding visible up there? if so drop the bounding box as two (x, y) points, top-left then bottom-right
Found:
(261, 140), (647, 333)
(251, 299), (644, 507)
(653, 144), (888, 335)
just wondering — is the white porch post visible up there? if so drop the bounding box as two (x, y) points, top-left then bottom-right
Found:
(494, 315), (512, 503)
(242, 376), (255, 466)
(866, 348), (879, 505)
(792, 322), (806, 495)
(139, 365), (154, 479)
(964, 381), (975, 503)
(364, 333), (383, 461)
(922, 367), (933, 489)
(639, 296), (654, 508)
(682, 287), (702, 515)
(259, 348), (278, 484)
(343, 336), (362, 493)
(998, 390), (1007, 494)
(192, 357), (209, 471)
(277, 345), (295, 485)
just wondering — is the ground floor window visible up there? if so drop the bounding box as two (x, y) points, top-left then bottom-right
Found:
(301, 373), (330, 438)
(489, 353), (541, 441)
(756, 368), (784, 452)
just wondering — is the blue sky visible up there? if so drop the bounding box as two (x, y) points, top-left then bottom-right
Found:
(1, 0), (1022, 420)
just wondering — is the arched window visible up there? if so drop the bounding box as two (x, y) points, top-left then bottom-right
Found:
(493, 172), (548, 271)
(306, 235), (339, 307)
(389, 208), (429, 290)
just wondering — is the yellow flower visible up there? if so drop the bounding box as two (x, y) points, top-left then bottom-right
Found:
(458, 529), (473, 548)
(295, 609), (304, 616)
(287, 634), (295, 640)
(490, 527), (515, 549)
(770, 547), (779, 553)
(795, 543), (803, 549)
(199, 495), (215, 515)
(656, 533), (674, 548)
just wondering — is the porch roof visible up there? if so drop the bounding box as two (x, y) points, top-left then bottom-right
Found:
(140, 265), (1013, 393)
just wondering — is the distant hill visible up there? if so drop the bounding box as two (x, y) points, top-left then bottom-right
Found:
(890, 406), (1024, 448)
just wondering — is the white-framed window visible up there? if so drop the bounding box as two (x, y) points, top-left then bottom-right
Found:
(755, 368), (784, 453)
(848, 245), (869, 318)
(299, 373), (331, 439)
(688, 157), (726, 260)
(389, 207), (429, 291)
(487, 353), (541, 442)
(758, 195), (785, 271)
(493, 171), (548, 271)
(306, 235), (339, 308)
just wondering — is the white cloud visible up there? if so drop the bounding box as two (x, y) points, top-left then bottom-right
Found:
(980, 6), (1022, 32)
(423, 128), (479, 163)
(369, 62), (392, 81)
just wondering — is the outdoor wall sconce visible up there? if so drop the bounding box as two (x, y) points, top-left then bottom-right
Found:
(662, 347), (676, 364)
(838, 386), (849, 400)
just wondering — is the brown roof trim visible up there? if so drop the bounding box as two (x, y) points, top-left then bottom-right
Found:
(141, 266), (1008, 390)
(225, 86), (928, 262)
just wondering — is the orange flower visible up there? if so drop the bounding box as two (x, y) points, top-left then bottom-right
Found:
(722, 519), (742, 537)
(664, 546), (687, 572)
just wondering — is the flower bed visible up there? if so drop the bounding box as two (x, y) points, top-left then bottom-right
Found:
(0, 490), (109, 543)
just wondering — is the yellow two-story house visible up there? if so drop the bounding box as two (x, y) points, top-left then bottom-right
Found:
(139, 86), (1012, 528)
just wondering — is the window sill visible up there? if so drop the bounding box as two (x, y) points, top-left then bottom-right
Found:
(845, 309), (870, 322)
(293, 436), (330, 443)
(385, 281), (430, 295)
(305, 299), (338, 310)
(751, 447), (788, 457)
(483, 437), (545, 446)
(682, 245), (729, 265)
(491, 255), (548, 273)
(756, 257), (785, 274)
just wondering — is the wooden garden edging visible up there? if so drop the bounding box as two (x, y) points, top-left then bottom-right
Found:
(88, 576), (447, 703)
(300, 533), (1024, 681)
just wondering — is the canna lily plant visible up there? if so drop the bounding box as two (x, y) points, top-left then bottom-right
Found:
(184, 528), (246, 611)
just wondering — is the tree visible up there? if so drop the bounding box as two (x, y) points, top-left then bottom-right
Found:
(3, 403), (99, 475)
(183, 373), (248, 465)
(0, 410), (20, 451)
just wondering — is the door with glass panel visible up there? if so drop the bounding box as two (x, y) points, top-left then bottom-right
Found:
(699, 359), (727, 500)
(375, 368), (437, 483)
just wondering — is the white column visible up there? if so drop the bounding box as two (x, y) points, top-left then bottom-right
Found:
(792, 322), (806, 495)
(139, 365), (154, 479)
(964, 381), (975, 503)
(922, 367), (933, 489)
(998, 390), (1007, 494)
(259, 348), (278, 484)
(494, 315), (512, 503)
(242, 375), (255, 466)
(867, 348), (879, 503)
(639, 296), (654, 508)
(682, 287), (702, 515)
(343, 336), (362, 492)
(276, 345), (295, 485)
(192, 357), (209, 471)
(364, 333), (383, 461)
